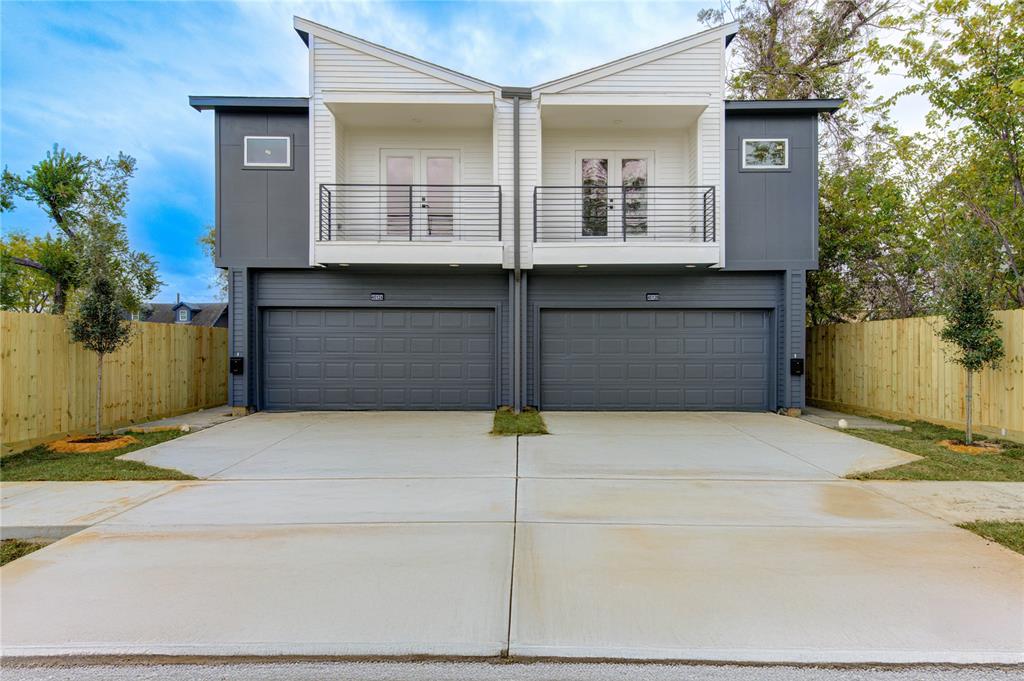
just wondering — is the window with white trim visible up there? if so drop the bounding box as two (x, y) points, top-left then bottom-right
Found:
(742, 138), (789, 170)
(130, 311), (141, 321)
(243, 136), (291, 168)
(177, 308), (189, 322)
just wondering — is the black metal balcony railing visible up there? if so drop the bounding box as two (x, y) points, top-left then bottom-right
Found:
(533, 185), (716, 242)
(319, 184), (502, 242)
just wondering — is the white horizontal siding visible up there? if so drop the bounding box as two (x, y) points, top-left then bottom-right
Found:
(495, 99), (539, 267)
(559, 38), (722, 96)
(539, 33), (725, 246)
(342, 128), (493, 184)
(311, 34), (480, 208)
(313, 40), (475, 93)
(540, 128), (691, 186)
(699, 101), (723, 236)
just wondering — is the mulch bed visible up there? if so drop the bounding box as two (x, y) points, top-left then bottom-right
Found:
(939, 439), (1004, 455)
(47, 434), (140, 454)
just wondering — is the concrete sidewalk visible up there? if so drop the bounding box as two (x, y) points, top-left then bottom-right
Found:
(113, 405), (238, 434)
(1, 481), (189, 540)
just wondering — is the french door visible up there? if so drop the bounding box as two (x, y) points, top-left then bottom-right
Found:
(575, 151), (653, 238)
(381, 149), (461, 239)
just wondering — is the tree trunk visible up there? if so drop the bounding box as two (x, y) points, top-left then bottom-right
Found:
(96, 353), (103, 435)
(53, 279), (66, 315)
(965, 370), (974, 445)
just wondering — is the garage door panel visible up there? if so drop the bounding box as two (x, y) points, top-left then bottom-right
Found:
(262, 308), (495, 410)
(541, 309), (770, 411)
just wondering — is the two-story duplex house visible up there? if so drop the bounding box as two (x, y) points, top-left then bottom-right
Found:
(191, 16), (839, 414)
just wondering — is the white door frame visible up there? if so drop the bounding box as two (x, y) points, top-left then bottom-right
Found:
(574, 150), (655, 239)
(381, 148), (462, 240)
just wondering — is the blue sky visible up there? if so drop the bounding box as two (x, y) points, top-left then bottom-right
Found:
(0, 1), (920, 303)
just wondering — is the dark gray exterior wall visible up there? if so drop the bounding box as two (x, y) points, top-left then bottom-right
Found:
(227, 267), (512, 409)
(216, 111), (310, 269)
(524, 270), (807, 410)
(723, 111), (819, 271)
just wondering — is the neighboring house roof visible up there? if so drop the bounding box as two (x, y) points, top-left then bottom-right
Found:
(292, 16), (501, 93)
(135, 303), (229, 327)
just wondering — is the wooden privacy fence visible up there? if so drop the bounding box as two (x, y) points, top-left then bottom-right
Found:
(806, 310), (1024, 441)
(1, 311), (228, 454)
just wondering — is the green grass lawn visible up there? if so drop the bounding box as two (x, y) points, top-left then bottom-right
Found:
(0, 430), (195, 481)
(958, 521), (1024, 555)
(843, 418), (1024, 481)
(1, 539), (44, 566)
(492, 407), (549, 435)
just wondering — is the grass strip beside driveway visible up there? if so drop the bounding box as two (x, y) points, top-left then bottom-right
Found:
(958, 521), (1024, 555)
(843, 419), (1024, 481)
(1, 430), (194, 481)
(492, 407), (548, 435)
(1, 539), (44, 566)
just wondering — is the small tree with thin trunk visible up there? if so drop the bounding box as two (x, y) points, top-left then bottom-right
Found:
(939, 280), (1004, 444)
(69, 275), (133, 435)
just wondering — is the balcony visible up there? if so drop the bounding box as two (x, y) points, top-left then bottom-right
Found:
(319, 184), (502, 241)
(532, 185), (719, 266)
(314, 183), (504, 266)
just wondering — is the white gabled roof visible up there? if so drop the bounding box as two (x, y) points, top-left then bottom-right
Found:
(294, 16), (500, 93)
(532, 21), (739, 94)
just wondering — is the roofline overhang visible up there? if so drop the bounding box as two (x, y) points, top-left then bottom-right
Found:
(725, 99), (844, 114)
(189, 96), (309, 112)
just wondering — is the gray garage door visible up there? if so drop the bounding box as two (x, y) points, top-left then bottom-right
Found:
(540, 309), (771, 410)
(262, 308), (496, 410)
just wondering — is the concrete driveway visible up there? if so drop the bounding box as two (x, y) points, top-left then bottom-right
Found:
(1, 411), (1022, 663)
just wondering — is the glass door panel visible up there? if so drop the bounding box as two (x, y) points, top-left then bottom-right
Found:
(424, 155), (455, 237)
(581, 157), (609, 237)
(621, 158), (649, 236)
(384, 154), (414, 238)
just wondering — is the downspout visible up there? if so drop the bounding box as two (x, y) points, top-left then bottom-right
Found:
(502, 87), (532, 412)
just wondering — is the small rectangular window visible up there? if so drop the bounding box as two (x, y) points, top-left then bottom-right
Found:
(244, 136), (291, 168)
(177, 309), (189, 322)
(130, 311), (141, 321)
(742, 138), (788, 170)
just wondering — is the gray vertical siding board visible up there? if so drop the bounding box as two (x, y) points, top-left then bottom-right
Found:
(215, 111), (310, 269)
(785, 269), (807, 407)
(525, 271), (785, 409)
(723, 112), (819, 271)
(228, 267), (250, 407)
(250, 269), (512, 406)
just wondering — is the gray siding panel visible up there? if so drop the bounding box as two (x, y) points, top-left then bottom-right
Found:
(784, 269), (807, 408)
(723, 112), (819, 271)
(228, 268), (250, 407)
(216, 111), (310, 269)
(251, 268), (512, 407)
(525, 271), (788, 409)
